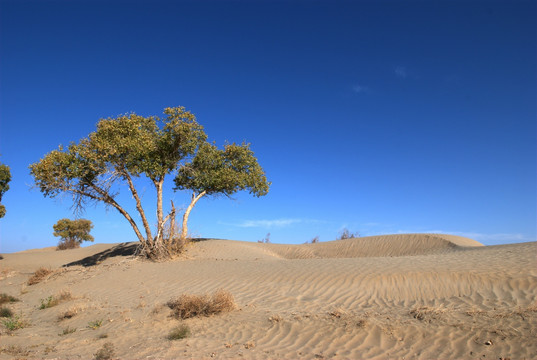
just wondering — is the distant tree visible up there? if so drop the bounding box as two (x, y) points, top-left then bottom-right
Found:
(0, 160), (11, 218)
(337, 228), (359, 240)
(53, 218), (94, 250)
(30, 106), (270, 260)
(174, 141), (270, 240)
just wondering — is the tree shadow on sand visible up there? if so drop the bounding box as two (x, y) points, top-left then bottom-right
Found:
(63, 242), (139, 267)
(62, 238), (216, 267)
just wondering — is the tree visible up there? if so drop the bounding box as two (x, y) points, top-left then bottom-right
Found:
(0, 160), (11, 218)
(174, 141), (270, 239)
(53, 218), (94, 250)
(30, 106), (270, 259)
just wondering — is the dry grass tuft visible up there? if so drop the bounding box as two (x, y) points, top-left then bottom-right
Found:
(167, 289), (235, 319)
(27, 267), (53, 285)
(58, 305), (82, 321)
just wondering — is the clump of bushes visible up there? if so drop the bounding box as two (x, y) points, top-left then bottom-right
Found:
(27, 267), (53, 285)
(167, 289), (235, 319)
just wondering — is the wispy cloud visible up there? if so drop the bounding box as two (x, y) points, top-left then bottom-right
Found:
(394, 66), (407, 79)
(352, 84), (369, 93)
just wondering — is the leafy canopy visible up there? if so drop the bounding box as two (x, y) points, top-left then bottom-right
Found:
(0, 161), (11, 218)
(174, 142), (270, 197)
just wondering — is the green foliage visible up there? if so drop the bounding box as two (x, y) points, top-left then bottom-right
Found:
(0, 160), (11, 218)
(2, 314), (27, 331)
(88, 319), (103, 329)
(174, 142), (269, 197)
(53, 218), (94, 249)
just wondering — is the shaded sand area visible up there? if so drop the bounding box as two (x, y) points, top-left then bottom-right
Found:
(1, 234), (536, 359)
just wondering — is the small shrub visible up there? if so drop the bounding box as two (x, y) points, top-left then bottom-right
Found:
(39, 290), (72, 309)
(88, 319), (103, 330)
(0, 307), (13, 318)
(167, 324), (190, 340)
(167, 289), (235, 319)
(94, 342), (115, 360)
(0, 293), (19, 305)
(2, 314), (27, 331)
(28, 267), (53, 285)
(58, 306), (81, 321)
(59, 326), (76, 336)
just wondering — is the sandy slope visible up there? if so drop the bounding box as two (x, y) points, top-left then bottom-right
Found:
(0, 234), (535, 359)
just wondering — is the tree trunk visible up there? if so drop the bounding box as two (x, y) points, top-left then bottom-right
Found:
(125, 172), (153, 245)
(181, 191), (206, 240)
(155, 177), (165, 244)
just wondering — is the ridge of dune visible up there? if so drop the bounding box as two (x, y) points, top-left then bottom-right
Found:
(186, 233), (484, 261)
(268, 233), (484, 259)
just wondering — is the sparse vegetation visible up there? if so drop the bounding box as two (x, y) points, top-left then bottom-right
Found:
(54, 218), (94, 250)
(27, 267), (53, 285)
(88, 319), (103, 330)
(59, 326), (76, 336)
(39, 290), (72, 309)
(167, 324), (191, 340)
(2, 314), (27, 331)
(94, 342), (115, 360)
(167, 289), (235, 319)
(0, 345), (30, 357)
(0, 293), (19, 305)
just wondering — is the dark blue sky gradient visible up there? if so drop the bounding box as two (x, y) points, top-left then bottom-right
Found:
(1, 0), (535, 252)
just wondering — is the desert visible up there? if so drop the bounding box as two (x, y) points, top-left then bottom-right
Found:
(0, 233), (535, 359)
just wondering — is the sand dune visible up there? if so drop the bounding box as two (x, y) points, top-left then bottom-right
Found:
(0, 234), (535, 359)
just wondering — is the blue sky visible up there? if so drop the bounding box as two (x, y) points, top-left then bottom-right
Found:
(0, 0), (535, 253)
